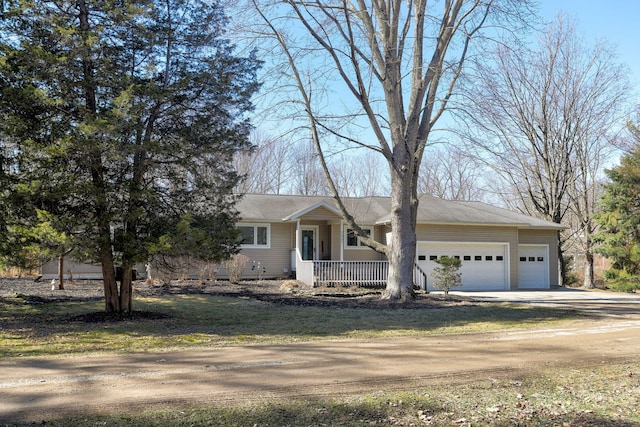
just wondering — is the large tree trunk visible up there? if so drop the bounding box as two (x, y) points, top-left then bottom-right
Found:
(79, 0), (121, 313)
(558, 231), (567, 287)
(119, 264), (133, 313)
(582, 222), (595, 288)
(382, 172), (418, 301)
(101, 249), (119, 313)
(583, 250), (595, 289)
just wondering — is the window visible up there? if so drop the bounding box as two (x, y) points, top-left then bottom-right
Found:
(485, 255), (493, 261)
(237, 224), (270, 248)
(496, 255), (504, 261)
(345, 227), (372, 248)
(463, 255), (471, 261)
(520, 256), (526, 262)
(429, 255), (437, 261)
(475, 255), (482, 261)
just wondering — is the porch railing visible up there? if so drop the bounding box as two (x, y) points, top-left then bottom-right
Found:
(313, 260), (388, 288)
(413, 263), (428, 291)
(311, 260), (428, 290)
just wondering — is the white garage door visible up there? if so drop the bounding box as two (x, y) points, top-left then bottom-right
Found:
(518, 245), (549, 289)
(417, 242), (509, 291)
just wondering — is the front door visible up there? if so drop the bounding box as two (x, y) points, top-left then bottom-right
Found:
(301, 227), (317, 261)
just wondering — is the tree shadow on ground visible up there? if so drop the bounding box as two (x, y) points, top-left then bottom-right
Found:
(0, 279), (583, 360)
(14, 396), (639, 427)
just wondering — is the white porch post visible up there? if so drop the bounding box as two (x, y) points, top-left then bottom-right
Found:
(340, 222), (344, 262)
(295, 219), (301, 263)
(294, 219), (315, 286)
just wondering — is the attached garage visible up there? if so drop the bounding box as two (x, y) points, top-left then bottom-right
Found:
(417, 242), (509, 291)
(518, 245), (550, 289)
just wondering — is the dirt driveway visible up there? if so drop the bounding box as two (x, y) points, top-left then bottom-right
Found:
(1, 289), (639, 423)
(452, 288), (640, 317)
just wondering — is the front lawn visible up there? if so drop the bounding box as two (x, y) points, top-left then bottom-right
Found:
(0, 280), (583, 358)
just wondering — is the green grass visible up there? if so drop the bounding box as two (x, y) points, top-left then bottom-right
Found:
(0, 293), (582, 358)
(18, 360), (640, 426)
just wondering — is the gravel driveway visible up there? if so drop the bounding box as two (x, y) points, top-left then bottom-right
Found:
(1, 279), (639, 423)
(451, 288), (640, 318)
(2, 317), (639, 423)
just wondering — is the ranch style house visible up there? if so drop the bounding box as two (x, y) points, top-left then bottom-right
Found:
(232, 193), (562, 291)
(41, 193), (564, 291)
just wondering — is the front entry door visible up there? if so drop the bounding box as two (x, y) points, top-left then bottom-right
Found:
(301, 227), (317, 261)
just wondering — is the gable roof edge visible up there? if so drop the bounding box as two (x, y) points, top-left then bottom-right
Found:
(282, 200), (343, 222)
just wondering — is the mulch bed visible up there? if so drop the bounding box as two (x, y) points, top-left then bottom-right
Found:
(1, 277), (476, 323)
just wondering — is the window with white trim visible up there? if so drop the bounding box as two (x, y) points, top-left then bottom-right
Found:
(345, 227), (373, 248)
(237, 224), (270, 248)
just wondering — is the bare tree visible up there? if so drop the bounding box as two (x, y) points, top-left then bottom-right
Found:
(459, 14), (630, 287)
(330, 150), (389, 197)
(246, 0), (534, 300)
(290, 140), (330, 196)
(235, 131), (292, 194)
(237, 136), (388, 197)
(418, 146), (487, 201)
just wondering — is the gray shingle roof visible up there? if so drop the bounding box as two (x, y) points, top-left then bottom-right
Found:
(236, 193), (564, 230)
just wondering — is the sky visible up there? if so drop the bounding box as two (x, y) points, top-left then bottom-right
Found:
(540, 1), (640, 87)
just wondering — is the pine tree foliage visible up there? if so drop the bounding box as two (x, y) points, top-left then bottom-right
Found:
(430, 256), (462, 296)
(593, 130), (640, 292)
(0, 0), (260, 311)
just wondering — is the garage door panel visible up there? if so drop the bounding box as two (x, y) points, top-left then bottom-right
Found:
(418, 243), (508, 291)
(518, 245), (549, 289)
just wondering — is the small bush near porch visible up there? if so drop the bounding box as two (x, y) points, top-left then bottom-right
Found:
(431, 256), (463, 296)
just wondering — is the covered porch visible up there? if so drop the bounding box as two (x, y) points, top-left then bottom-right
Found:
(286, 201), (427, 289)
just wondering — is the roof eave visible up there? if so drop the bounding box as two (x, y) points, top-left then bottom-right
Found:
(518, 224), (567, 230)
(238, 217), (280, 223)
(416, 221), (532, 227)
(282, 200), (342, 222)
(376, 219), (564, 230)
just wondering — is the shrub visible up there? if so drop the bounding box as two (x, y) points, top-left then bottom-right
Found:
(564, 273), (579, 287)
(431, 256), (462, 296)
(602, 268), (640, 293)
(198, 262), (219, 283)
(224, 254), (249, 284)
(609, 280), (640, 293)
(148, 256), (191, 284)
(280, 280), (304, 292)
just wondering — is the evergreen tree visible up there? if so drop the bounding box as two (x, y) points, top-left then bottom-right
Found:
(0, 0), (260, 312)
(431, 256), (463, 297)
(593, 136), (640, 292)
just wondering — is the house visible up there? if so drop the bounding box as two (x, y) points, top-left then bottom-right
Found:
(41, 193), (563, 290)
(235, 193), (564, 291)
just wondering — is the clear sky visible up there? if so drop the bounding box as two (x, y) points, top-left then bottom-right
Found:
(541, 1), (640, 87)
